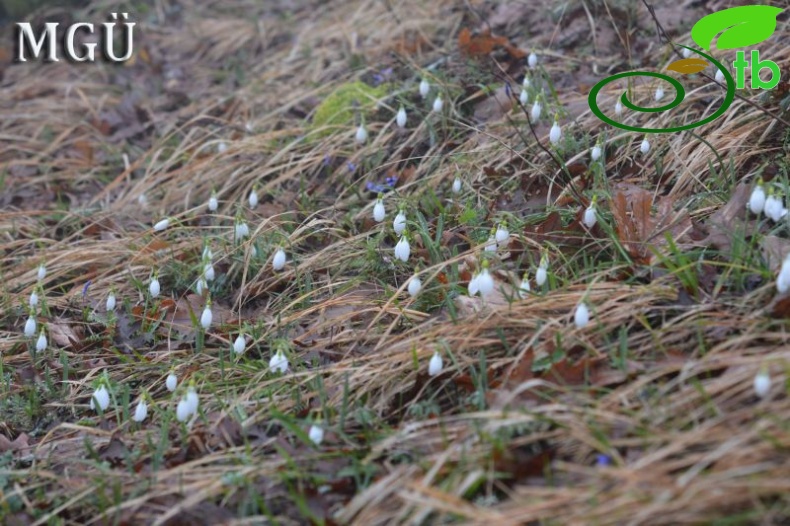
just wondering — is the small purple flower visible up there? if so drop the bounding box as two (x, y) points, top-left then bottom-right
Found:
(385, 176), (397, 187)
(505, 82), (512, 98)
(596, 454), (611, 467)
(323, 154), (331, 167)
(82, 280), (91, 299)
(347, 161), (356, 173)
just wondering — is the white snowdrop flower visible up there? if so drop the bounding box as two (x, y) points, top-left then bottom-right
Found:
(166, 373), (177, 392)
(176, 398), (192, 422)
(202, 245), (213, 261)
(432, 95), (443, 113)
(522, 75), (530, 89)
(269, 350), (289, 374)
(200, 302), (212, 330)
(764, 192), (786, 222)
(396, 106), (407, 128)
(428, 350), (443, 376)
(234, 221), (249, 241)
(393, 211), (406, 235)
(35, 329), (47, 352)
(654, 87), (665, 101)
(196, 278), (207, 296)
(591, 145), (602, 162)
(149, 276), (160, 298)
(37, 264), (47, 282)
(373, 198), (386, 222)
(408, 275), (422, 297)
(477, 267), (495, 297)
(90, 385), (110, 412)
(233, 334), (246, 355)
(355, 123), (368, 144)
(549, 120), (561, 145)
(777, 255), (790, 293)
(138, 193), (148, 207)
(29, 290), (39, 308)
(753, 369), (771, 398)
(519, 89), (529, 105)
(394, 235), (411, 263)
(452, 177), (462, 194)
(308, 424), (324, 446)
(468, 273), (480, 296)
(484, 235), (497, 252)
(583, 198), (597, 229)
(24, 315), (36, 338)
(536, 256), (548, 287)
(682, 48), (692, 58)
(217, 141), (228, 153)
(419, 78), (430, 98)
(185, 387), (199, 415)
(574, 302), (590, 329)
(133, 399), (148, 423)
(106, 292), (116, 311)
(715, 69), (725, 83)
(640, 137), (651, 155)
(153, 218), (170, 232)
(495, 224), (509, 246)
(248, 188), (258, 208)
(748, 182), (766, 215)
(518, 273), (531, 299)
(203, 262), (215, 282)
(531, 101), (542, 121)
(272, 248), (287, 271)
(615, 100), (623, 116)
(208, 193), (218, 212)
(528, 51), (538, 69)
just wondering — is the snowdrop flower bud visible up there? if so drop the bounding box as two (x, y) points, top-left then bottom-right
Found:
(432, 95), (443, 113)
(640, 137), (651, 155)
(106, 291), (116, 311)
(185, 386), (199, 415)
(615, 100), (623, 116)
(217, 141), (228, 153)
(583, 197), (597, 229)
(149, 274), (160, 298)
(272, 248), (287, 271)
(419, 78), (430, 98)
(574, 302), (590, 329)
(715, 69), (725, 83)
(776, 254), (790, 294)
(37, 264), (47, 281)
(234, 220), (249, 241)
(591, 144), (602, 162)
(355, 123), (368, 144)
(519, 89), (528, 105)
(394, 235), (411, 263)
(549, 119), (561, 145)
(166, 372), (177, 392)
(452, 177), (462, 194)
(176, 398), (192, 422)
(682, 48), (692, 58)
(308, 424), (324, 445)
(428, 350), (443, 376)
(408, 275), (422, 297)
(528, 51), (538, 69)
(495, 223), (509, 246)
(373, 197), (386, 222)
(477, 263), (495, 297)
(518, 273), (531, 299)
(233, 334), (246, 355)
(196, 278), (207, 296)
(153, 218), (170, 232)
(485, 229), (497, 252)
(138, 193), (148, 207)
(393, 210), (406, 235)
(203, 262), (215, 282)
(654, 87), (664, 101)
(269, 349), (289, 374)
(200, 300), (212, 330)
(536, 255), (549, 287)
(753, 368), (771, 398)
(90, 385), (110, 412)
(24, 314), (36, 338)
(748, 180), (766, 215)
(91, 386), (111, 412)
(396, 106), (407, 128)
(35, 329), (47, 352)
(522, 75), (530, 89)
(29, 289), (39, 308)
(531, 100), (542, 121)
(208, 192), (218, 212)
(133, 399), (148, 423)
(248, 187), (259, 208)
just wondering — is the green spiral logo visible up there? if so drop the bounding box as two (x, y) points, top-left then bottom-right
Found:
(587, 46), (735, 134)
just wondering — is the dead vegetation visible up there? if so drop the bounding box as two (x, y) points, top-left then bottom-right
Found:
(1, 0), (790, 524)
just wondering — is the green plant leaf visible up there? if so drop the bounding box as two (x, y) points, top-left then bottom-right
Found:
(691, 5), (782, 51)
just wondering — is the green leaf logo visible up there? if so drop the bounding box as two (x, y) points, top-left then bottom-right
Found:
(691, 5), (782, 51)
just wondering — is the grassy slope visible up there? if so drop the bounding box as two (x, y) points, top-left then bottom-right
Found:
(1, 0), (790, 524)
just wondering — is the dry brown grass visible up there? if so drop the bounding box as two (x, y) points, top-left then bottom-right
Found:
(1, 0), (790, 524)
